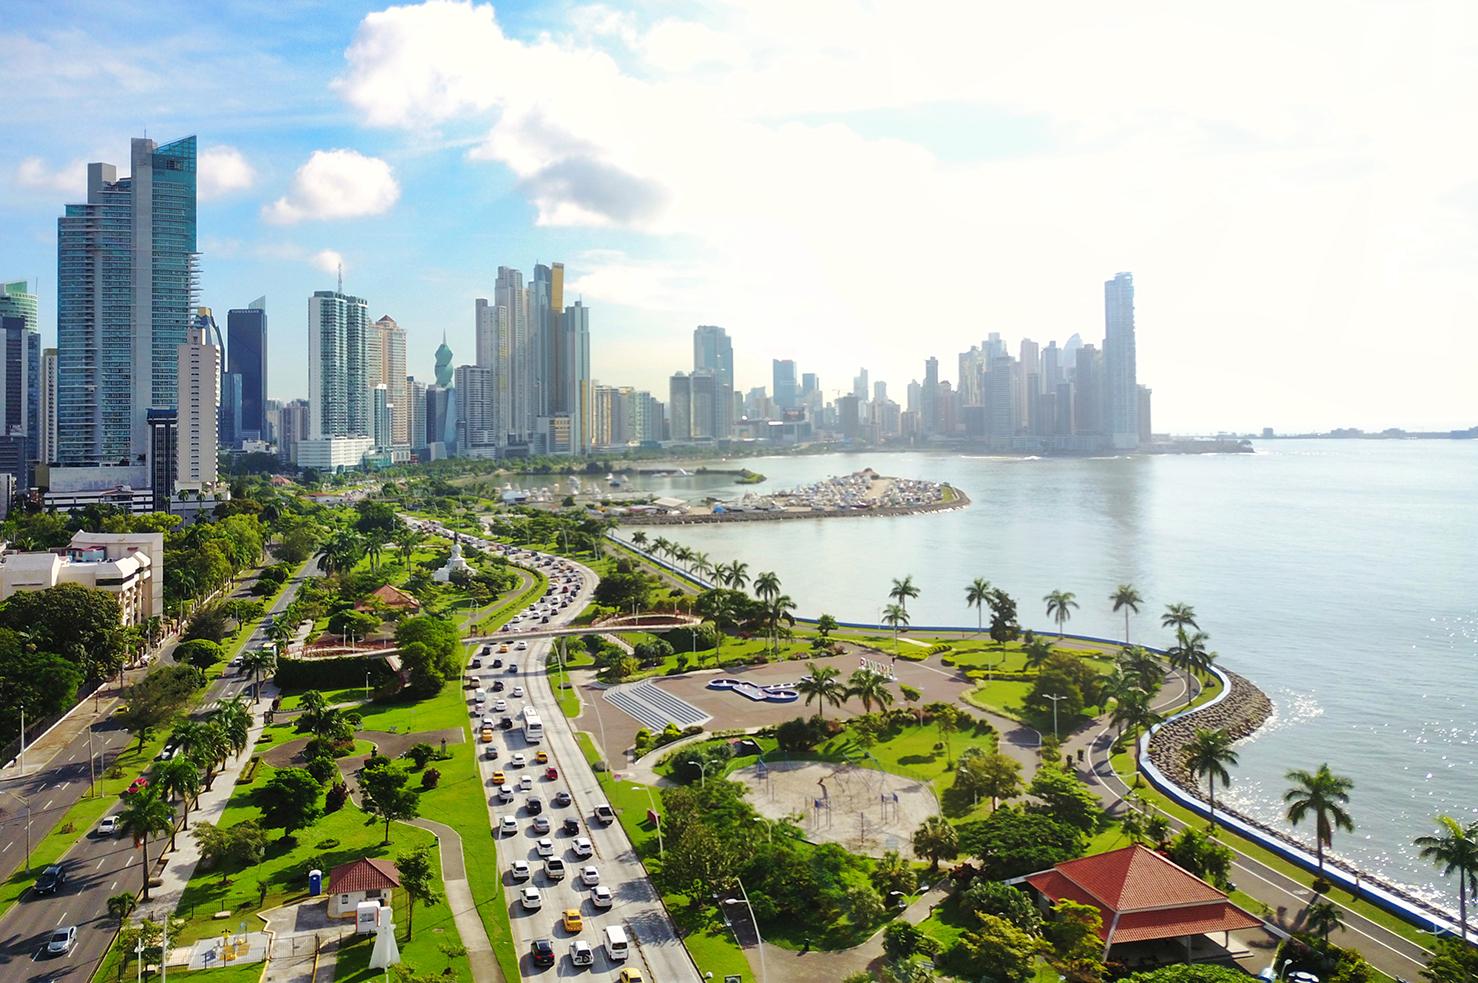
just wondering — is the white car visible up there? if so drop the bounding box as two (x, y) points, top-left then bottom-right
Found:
(572, 837), (593, 858)
(46, 926), (77, 956)
(518, 775), (534, 792)
(510, 753), (527, 767)
(492, 700), (508, 712)
(499, 816), (518, 836)
(97, 816), (120, 837)
(536, 838), (554, 857)
(515, 641), (528, 650)
(520, 886), (542, 911)
(511, 686), (524, 698)
(580, 865), (600, 886)
(591, 885), (613, 908)
(570, 940), (595, 966)
(510, 860), (531, 881)
(531, 816), (551, 834)
(498, 784), (515, 802)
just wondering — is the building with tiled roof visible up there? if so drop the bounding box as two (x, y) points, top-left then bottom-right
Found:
(1014, 844), (1263, 961)
(356, 583), (421, 612)
(329, 858), (400, 917)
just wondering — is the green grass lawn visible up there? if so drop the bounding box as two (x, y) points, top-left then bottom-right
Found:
(963, 679), (1035, 720)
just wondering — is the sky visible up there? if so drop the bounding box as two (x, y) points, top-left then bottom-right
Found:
(3, 0), (1477, 434)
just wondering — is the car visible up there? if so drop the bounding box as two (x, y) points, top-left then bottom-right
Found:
(618, 969), (645, 983)
(498, 644), (509, 654)
(485, 745), (499, 760)
(541, 616), (550, 624)
(45, 925), (77, 956)
(492, 699), (507, 713)
(499, 625), (511, 633)
(510, 860), (531, 881)
(526, 794), (542, 814)
(515, 642), (528, 651)
(530, 937), (555, 967)
(544, 857), (566, 880)
(552, 790), (572, 808)
(480, 727), (495, 744)
(531, 815), (551, 834)
(519, 776), (535, 793)
(492, 770), (506, 785)
(591, 885), (613, 908)
(500, 717), (514, 730)
(511, 686), (525, 698)
(510, 753), (527, 768)
(563, 818), (581, 835)
(536, 837), (554, 857)
(570, 940), (595, 966)
(33, 864), (65, 895)
(126, 776), (149, 796)
(545, 766), (559, 781)
(520, 886), (542, 911)
(572, 837), (593, 858)
(593, 804), (616, 825)
(491, 680), (504, 692)
(507, 661), (519, 672)
(470, 658), (482, 669)
(534, 750), (549, 764)
(580, 865), (600, 886)
(97, 815), (120, 837)
(562, 908), (584, 933)
(498, 784), (515, 802)
(499, 816), (519, 836)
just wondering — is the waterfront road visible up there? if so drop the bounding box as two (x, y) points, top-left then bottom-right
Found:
(414, 519), (701, 983)
(0, 559), (321, 983)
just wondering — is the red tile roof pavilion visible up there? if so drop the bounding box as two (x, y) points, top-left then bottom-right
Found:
(1023, 844), (1261, 950)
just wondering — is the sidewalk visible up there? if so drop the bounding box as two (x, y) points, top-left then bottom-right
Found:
(405, 817), (500, 983)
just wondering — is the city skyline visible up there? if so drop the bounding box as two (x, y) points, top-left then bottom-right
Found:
(4, 3), (1478, 432)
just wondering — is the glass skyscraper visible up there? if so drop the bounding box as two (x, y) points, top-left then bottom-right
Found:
(227, 299), (268, 443)
(1103, 271), (1139, 450)
(56, 135), (197, 465)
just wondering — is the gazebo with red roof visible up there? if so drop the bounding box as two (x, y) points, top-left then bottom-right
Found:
(1013, 844), (1263, 961)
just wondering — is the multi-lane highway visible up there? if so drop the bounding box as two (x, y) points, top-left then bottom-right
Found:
(0, 561), (320, 983)
(409, 519), (700, 982)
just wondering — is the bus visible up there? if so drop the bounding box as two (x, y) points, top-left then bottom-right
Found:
(522, 708), (544, 744)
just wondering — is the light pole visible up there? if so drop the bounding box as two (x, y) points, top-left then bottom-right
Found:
(728, 877), (768, 983)
(88, 723), (97, 798)
(641, 786), (664, 857)
(364, 672), (371, 702)
(1043, 693), (1068, 741)
(687, 758), (709, 788)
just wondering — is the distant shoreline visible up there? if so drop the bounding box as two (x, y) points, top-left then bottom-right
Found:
(617, 482), (970, 525)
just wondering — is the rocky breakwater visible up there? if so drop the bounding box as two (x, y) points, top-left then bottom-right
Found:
(1147, 671), (1272, 795)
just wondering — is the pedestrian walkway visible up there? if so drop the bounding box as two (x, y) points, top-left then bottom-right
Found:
(405, 817), (500, 983)
(603, 680), (711, 731)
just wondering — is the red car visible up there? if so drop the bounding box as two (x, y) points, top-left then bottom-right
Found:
(125, 777), (150, 796)
(545, 766), (558, 781)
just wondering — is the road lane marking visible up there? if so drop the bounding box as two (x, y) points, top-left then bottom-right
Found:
(96, 858), (106, 870)
(44, 799), (53, 810)
(57, 912), (67, 926)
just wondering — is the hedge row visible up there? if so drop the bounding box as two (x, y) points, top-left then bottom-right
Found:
(274, 655), (397, 692)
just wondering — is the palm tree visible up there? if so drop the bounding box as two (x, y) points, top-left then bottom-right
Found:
(650, 536), (671, 562)
(213, 697), (252, 758)
(630, 531), (648, 549)
(1303, 899), (1344, 940)
(1110, 689), (1162, 743)
(673, 545), (695, 573)
(1043, 590), (1078, 638)
(1022, 635), (1054, 671)
(912, 816), (959, 873)
(1110, 584), (1143, 643)
(364, 531), (387, 573)
(848, 669), (895, 714)
(1183, 727), (1239, 825)
(171, 720), (216, 770)
(811, 613), (839, 656)
(753, 571), (781, 604)
(965, 578), (992, 634)
(241, 648), (277, 702)
(120, 788), (175, 901)
(395, 527), (426, 568)
(1161, 602), (1199, 634)
(881, 603), (909, 654)
(763, 594), (797, 656)
(152, 757), (202, 845)
(317, 530), (364, 576)
(796, 663), (847, 719)
(1116, 645), (1162, 694)
(1168, 628), (1216, 700)
(690, 551), (712, 583)
(1414, 816), (1478, 941)
(888, 576), (920, 614)
(1284, 764), (1355, 878)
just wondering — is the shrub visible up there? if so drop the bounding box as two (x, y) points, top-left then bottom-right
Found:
(305, 754), (339, 786)
(325, 783), (350, 813)
(403, 743), (438, 769)
(420, 768), (441, 789)
(776, 715), (831, 751)
(175, 638), (226, 670)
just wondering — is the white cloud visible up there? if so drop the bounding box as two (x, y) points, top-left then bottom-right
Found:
(263, 149), (400, 224)
(337, 0), (1478, 430)
(15, 156), (87, 195)
(312, 249), (346, 275)
(198, 146), (256, 200)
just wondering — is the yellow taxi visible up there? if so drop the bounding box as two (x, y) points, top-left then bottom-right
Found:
(534, 750), (549, 765)
(492, 770), (506, 785)
(562, 908), (583, 932)
(498, 644), (509, 653)
(479, 727), (494, 744)
(618, 969), (645, 983)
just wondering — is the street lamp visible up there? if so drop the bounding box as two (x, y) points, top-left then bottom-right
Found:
(726, 877), (769, 983)
(364, 672), (371, 702)
(687, 758), (710, 787)
(641, 786), (664, 857)
(1043, 693), (1068, 741)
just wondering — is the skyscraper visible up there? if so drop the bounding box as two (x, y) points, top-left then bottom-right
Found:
(370, 315), (408, 446)
(1103, 272), (1139, 449)
(57, 136), (197, 467)
(226, 300), (268, 444)
(693, 325), (733, 437)
(474, 298), (511, 445)
(495, 267), (529, 436)
(38, 347), (57, 466)
(454, 364), (495, 449)
(921, 357), (940, 435)
(176, 310), (221, 490)
(563, 300), (591, 453)
(0, 281), (40, 487)
(772, 359), (798, 410)
(300, 287), (374, 469)
(668, 372), (693, 441)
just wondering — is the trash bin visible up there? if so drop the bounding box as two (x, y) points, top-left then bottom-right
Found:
(308, 869), (322, 896)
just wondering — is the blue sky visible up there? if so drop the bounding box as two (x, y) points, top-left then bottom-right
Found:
(5, 1), (1478, 431)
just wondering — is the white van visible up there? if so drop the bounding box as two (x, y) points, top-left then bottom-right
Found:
(603, 925), (629, 962)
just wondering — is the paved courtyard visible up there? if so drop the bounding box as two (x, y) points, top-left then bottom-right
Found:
(734, 760), (938, 857)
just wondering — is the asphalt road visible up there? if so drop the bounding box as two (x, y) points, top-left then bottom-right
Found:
(410, 519), (701, 983)
(0, 560), (321, 983)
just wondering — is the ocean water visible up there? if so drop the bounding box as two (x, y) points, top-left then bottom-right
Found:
(605, 441), (1478, 910)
